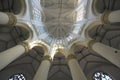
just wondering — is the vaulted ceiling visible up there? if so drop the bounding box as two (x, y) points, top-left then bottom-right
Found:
(0, 0), (120, 80)
(41, 0), (77, 39)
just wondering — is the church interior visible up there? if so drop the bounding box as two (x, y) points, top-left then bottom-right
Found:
(0, 0), (120, 80)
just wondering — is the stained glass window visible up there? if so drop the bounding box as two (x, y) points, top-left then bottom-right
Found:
(9, 73), (26, 80)
(93, 72), (113, 80)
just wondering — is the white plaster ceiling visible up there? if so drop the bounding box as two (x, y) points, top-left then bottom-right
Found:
(41, 0), (77, 39)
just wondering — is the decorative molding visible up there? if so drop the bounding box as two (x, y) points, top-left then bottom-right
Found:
(92, 0), (100, 16)
(42, 55), (52, 62)
(20, 42), (29, 52)
(6, 13), (17, 26)
(101, 10), (111, 24)
(67, 54), (76, 62)
(88, 40), (97, 50)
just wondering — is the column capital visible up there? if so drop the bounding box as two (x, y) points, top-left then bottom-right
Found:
(88, 40), (97, 50)
(101, 11), (111, 24)
(19, 42), (30, 52)
(67, 54), (76, 61)
(6, 12), (17, 26)
(42, 55), (52, 62)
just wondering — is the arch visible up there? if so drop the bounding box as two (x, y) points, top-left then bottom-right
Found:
(29, 42), (49, 56)
(70, 42), (84, 54)
(0, 46), (45, 80)
(85, 22), (103, 39)
(56, 49), (68, 58)
(48, 53), (72, 80)
(88, 24), (120, 50)
(16, 0), (26, 16)
(54, 52), (66, 59)
(0, 24), (30, 52)
(71, 42), (120, 80)
(15, 23), (33, 42)
(92, 0), (103, 16)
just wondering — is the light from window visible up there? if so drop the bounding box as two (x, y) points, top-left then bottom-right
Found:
(93, 72), (113, 80)
(9, 73), (26, 80)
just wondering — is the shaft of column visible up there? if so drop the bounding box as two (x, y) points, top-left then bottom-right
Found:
(102, 10), (120, 24)
(108, 10), (120, 23)
(0, 42), (29, 70)
(0, 12), (16, 26)
(89, 40), (120, 68)
(67, 54), (87, 80)
(0, 12), (9, 24)
(33, 55), (51, 80)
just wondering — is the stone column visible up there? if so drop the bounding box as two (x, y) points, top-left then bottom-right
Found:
(102, 10), (120, 24)
(88, 40), (120, 68)
(0, 12), (16, 25)
(0, 42), (29, 70)
(67, 54), (87, 80)
(33, 55), (51, 80)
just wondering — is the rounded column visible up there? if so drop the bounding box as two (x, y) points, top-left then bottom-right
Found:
(67, 54), (87, 80)
(0, 42), (29, 70)
(0, 12), (17, 25)
(33, 55), (51, 80)
(102, 10), (120, 24)
(88, 40), (120, 68)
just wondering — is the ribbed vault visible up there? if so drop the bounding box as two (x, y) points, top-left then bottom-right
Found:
(0, 0), (120, 80)
(0, 46), (44, 80)
(95, 0), (120, 13)
(0, 25), (29, 52)
(48, 53), (72, 80)
(41, 0), (77, 39)
(89, 24), (120, 50)
(0, 0), (29, 52)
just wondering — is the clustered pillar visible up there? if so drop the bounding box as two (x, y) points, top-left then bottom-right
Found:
(0, 42), (29, 70)
(88, 40), (120, 68)
(86, 2), (120, 69)
(102, 10), (120, 24)
(33, 53), (88, 80)
(67, 54), (88, 80)
(0, 12), (17, 26)
(33, 55), (51, 80)
(0, 43), (89, 80)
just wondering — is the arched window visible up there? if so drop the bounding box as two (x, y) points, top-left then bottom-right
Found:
(9, 73), (26, 80)
(93, 71), (113, 80)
